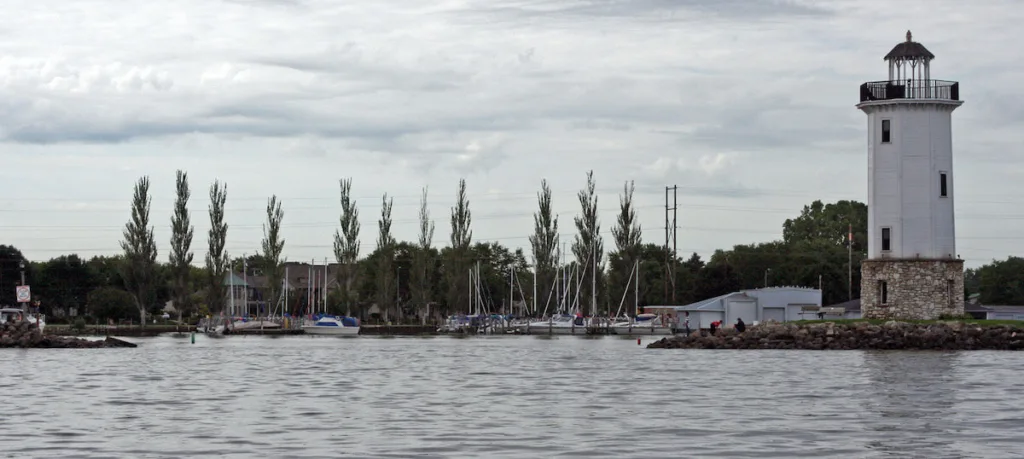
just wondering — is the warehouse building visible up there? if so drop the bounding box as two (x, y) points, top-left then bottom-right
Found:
(643, 287), (823, 329)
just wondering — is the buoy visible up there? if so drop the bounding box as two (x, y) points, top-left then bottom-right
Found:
(191, 332), (195, 344)
(637, 338), (641, 345)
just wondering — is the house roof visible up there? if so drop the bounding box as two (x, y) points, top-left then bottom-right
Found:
(678, 292), (753, 312)
(223, 272), (248, 287)
(825, 298), (861, 312)
(983, 305), (1024, 314)
(964, 303), (992, 313)
(283, 261), (342, 289)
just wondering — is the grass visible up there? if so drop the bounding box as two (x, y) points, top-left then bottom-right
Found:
(790, 319), (1024, 326)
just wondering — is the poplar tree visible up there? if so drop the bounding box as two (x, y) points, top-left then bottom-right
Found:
(260, 195), (285, 316)
(205, 180), (229, 314)
(376, 194), (396, 320)
(610, 180), (642, 312)
(528, 179), (559, 315)
(410, 187), (435, 324)
(571, 171), (603, 315)
(332, 178), (360, 315)
(120, 176), (158, 327)
(169, 170), (195, 320)
(447, 179), (472, 313)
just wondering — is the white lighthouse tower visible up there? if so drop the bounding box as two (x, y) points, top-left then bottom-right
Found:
(857, 31), (965, 319)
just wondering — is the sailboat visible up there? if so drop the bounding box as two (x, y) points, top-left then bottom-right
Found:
(610, 260), (673, 336)
(301, 258), (361, 336)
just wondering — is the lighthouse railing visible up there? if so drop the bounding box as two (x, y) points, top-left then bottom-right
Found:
(859, 79), (959, 102)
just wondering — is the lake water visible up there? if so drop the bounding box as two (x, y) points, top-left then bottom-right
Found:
(1, 334), (1022, 458)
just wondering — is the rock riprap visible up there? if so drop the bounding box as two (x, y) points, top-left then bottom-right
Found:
(647, 321), (1024, 350)
(1, 321), (136, 348)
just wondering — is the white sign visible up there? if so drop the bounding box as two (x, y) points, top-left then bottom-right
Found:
(15, 285), (30, 303)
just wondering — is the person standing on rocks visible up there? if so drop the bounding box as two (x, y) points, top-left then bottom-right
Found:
(736, 318), (747, 333)
(683, 312), (691, 336)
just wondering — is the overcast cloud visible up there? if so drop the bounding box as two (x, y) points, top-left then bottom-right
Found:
(1, 0), (1021, 268)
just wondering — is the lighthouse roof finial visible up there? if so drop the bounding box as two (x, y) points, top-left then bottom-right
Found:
(885, 30), (934, 60)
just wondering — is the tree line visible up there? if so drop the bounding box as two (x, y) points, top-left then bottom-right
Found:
(2, 171), (1022, 324)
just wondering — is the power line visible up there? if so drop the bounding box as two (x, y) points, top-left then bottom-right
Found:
(1, 200), (1022, 228)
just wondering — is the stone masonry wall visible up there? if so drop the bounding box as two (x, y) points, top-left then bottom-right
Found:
(860, 259), (965, 320)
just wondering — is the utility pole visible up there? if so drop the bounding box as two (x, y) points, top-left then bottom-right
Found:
(664, 185), (678, 304)
(672, 185), (678, 304)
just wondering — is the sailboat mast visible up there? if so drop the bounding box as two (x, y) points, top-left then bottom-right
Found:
(324, 257), (328, 314)
(509, 267), (514, 316)
(591, 242), (596, 317)
(307, 259), (312, 316)
(532, 267), (537, 316)
(634, 260), (639, 317)
(229, 261), (235, 317)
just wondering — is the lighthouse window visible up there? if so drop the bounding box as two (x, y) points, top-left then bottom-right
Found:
(881, 227), (891, 252)
(881, 119), (891, 143)
(939, 172), (948, 197)
(879, 281), (889, 305)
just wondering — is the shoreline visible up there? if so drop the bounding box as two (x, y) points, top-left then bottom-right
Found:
(647, 320), (1024, 350)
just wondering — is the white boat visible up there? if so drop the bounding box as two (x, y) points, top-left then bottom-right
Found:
(519, 314), (590, 335)
(303, 315), (360, 336)
(0, 308), (45, 333)
(611, 313), (675, 336)
(207, 317), (282, 335)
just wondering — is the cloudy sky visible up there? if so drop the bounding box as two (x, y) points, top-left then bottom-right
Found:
(1, 0), (1021, 269)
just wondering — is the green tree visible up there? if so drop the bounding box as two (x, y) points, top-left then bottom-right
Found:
(470, 242), (531, 315)
(571, 171), (603, 315)
(708, 199), (868, 305)
(260, 195), (285, 315)
(205, 180), (229, 314)
(332, 178), (361, 316)
(36, 254), (96, 316)
(120, 176), (158, 326)
(976, 256), (1024, 305)
(528, 179), (559, 316)
(88, 255), (125, 289)
(87, 287), (137, 322)
(169, 170), (195, 319)
(782, 200), (867, 251)
(410, 187), (435, 323)
(0, 245), (30, 305)
(447, 179), (473, 314)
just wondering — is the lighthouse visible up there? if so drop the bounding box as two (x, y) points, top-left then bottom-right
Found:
(857, 31), (965, 320)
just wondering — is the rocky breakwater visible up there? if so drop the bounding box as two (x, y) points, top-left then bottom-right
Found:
(1, 321), (137, 349)
(648, 321), (1024, 350)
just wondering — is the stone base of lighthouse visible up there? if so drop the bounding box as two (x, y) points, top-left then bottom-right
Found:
(860, 259), (965, 320)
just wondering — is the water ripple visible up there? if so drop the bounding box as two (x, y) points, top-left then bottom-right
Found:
(1, 336), (1023, 457)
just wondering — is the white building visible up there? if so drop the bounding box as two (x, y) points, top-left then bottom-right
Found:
(856, 31), (965, 319)
(644, 287), (822, 329)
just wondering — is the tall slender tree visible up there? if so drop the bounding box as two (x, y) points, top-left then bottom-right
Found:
(610, 180), (642, 312)
(529, 179), (559, 315)
(168, 170), (195, 320)
(571, 170), (603, 315)
(120, 176), (158, 327)
(205, 181), (229, 314)
(260, 195), (285, 316)
(410, 186), (435, 324)
(376, 194), (396, 320)
(447, 179), (473, 313)
(332, 178), (360, 316)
